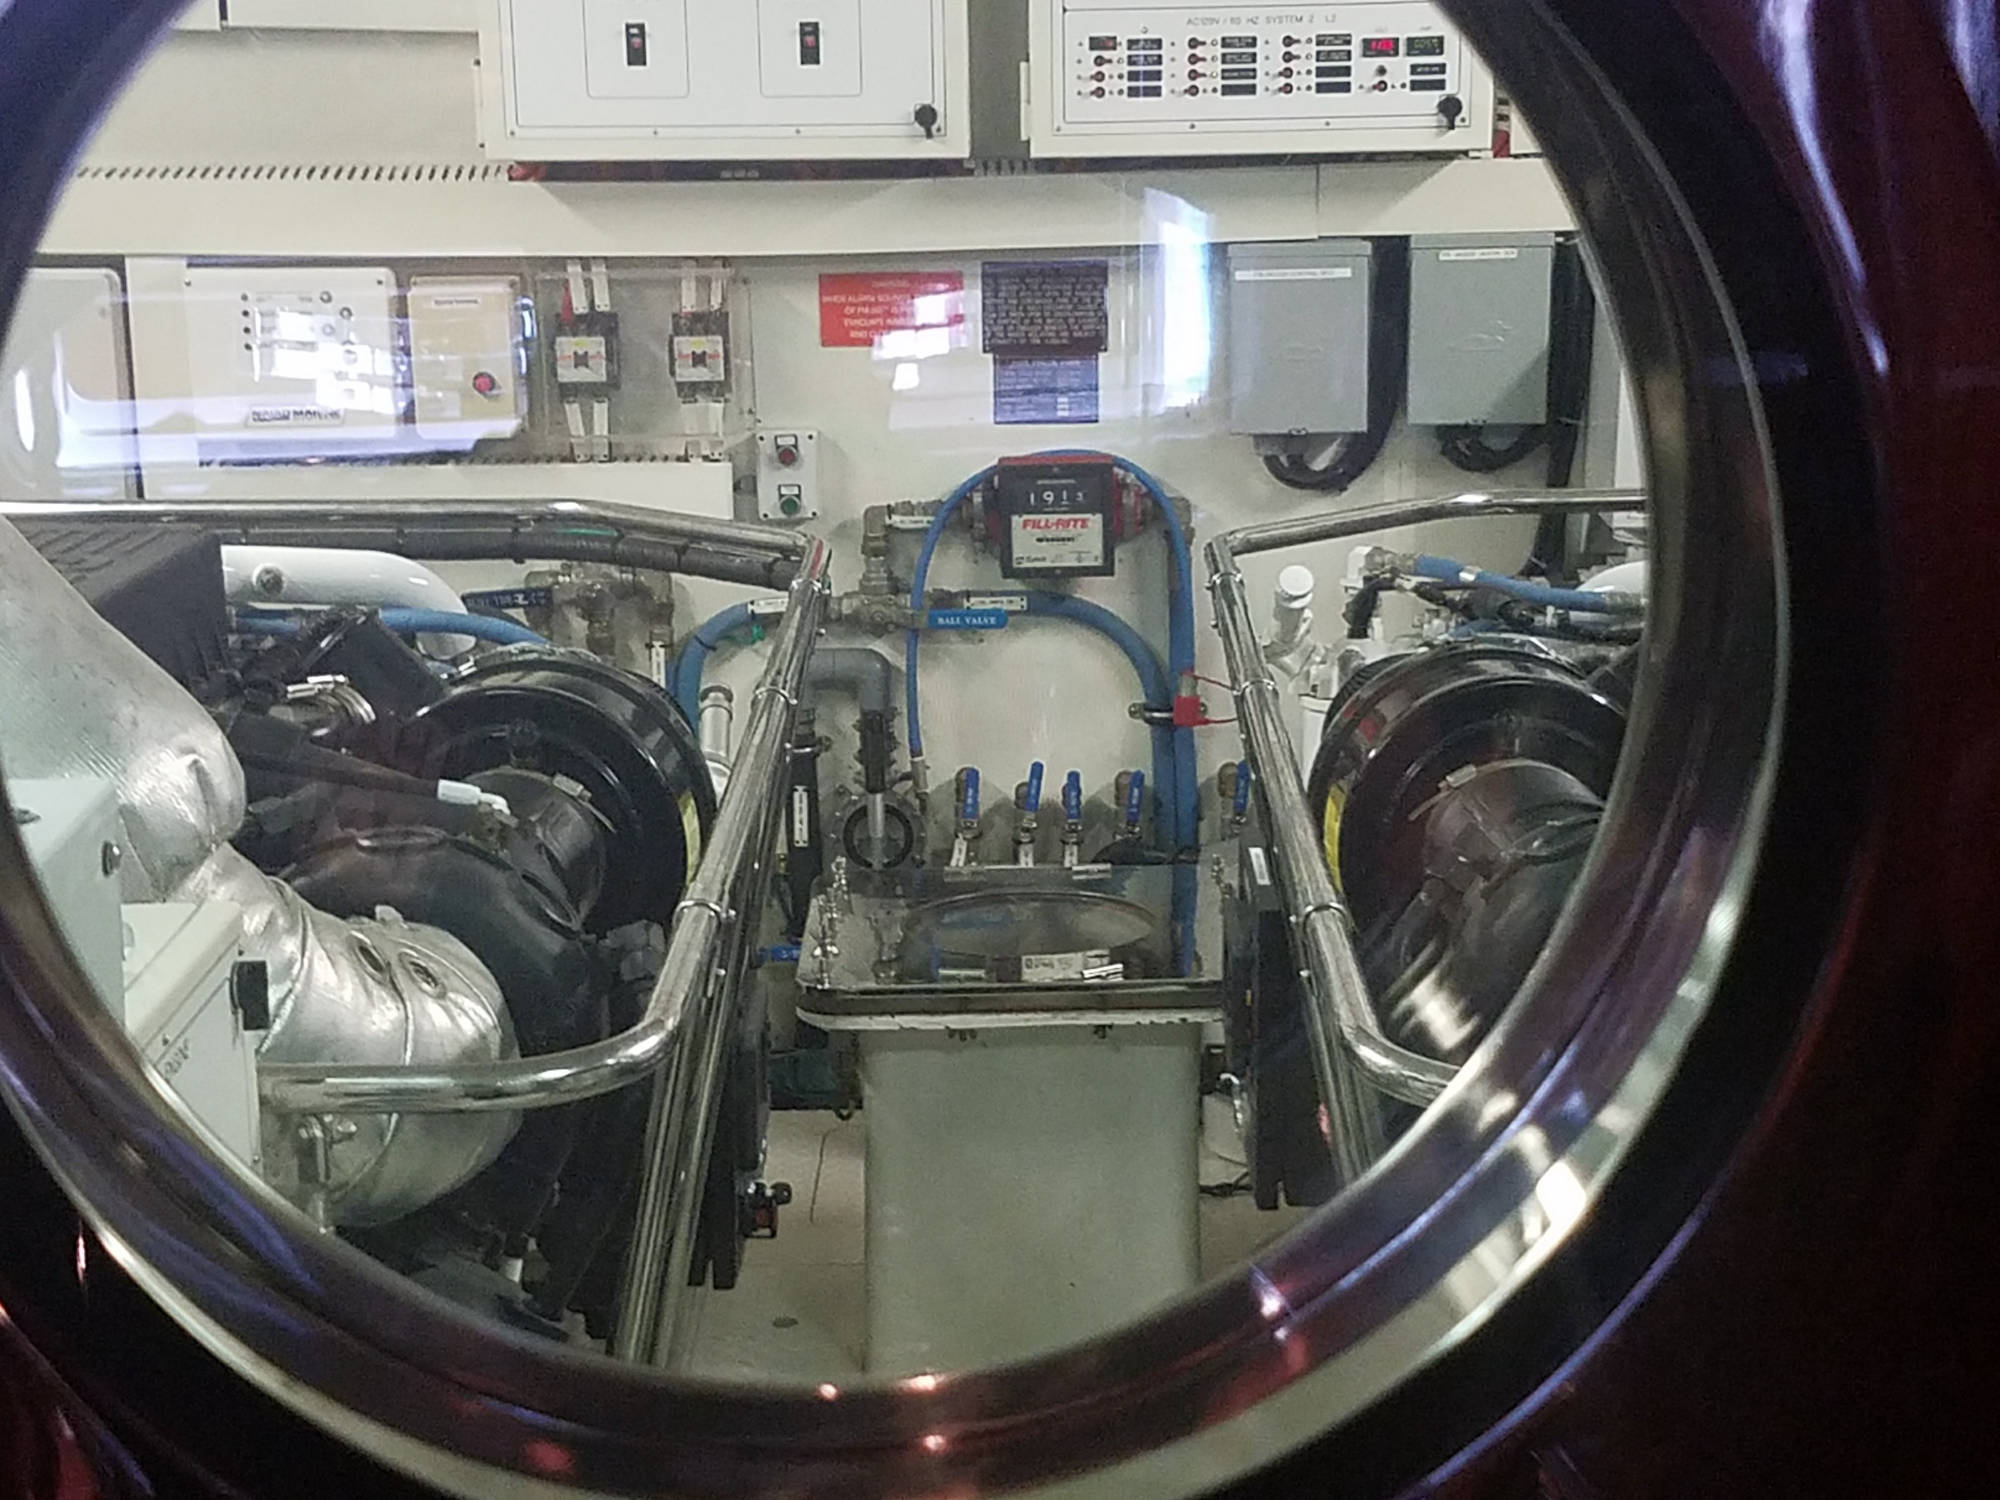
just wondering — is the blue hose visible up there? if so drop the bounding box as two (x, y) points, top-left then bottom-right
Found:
(903, 467), (997, 763)
(1411, 555), (1642, 614)
(234, 608), (546, 647)
(379, 608), (544, 645)
(671, 601), (757, 722)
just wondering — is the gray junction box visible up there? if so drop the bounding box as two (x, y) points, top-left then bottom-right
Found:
(1226, 239), (1373, 438)
(1407, 232), (1556, 427)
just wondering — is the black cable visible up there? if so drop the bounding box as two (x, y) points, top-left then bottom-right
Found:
(1437, 422), (1548, 473)
(1344, 576), (1394, 639)
(1524, 237), (1599, 578)
(1262, 239), (1411, 495)
(226, 712), (451, 803)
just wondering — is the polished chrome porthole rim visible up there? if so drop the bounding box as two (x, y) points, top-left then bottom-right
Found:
(0, 1), (1789, 1496)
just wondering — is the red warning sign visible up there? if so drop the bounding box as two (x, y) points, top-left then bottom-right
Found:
(818, 271), (966, 348)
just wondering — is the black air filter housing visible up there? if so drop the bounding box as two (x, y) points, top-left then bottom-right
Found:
(13, 520), (228, 691)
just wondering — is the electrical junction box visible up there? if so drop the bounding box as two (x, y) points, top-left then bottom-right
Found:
(482, 0), (970, 160)
(121, 902), (261, 1171)
(179, 265), (401, 458)
(755, 428), (821, 520)
(1227, 239), (1373, 437)
(992, 453), (1118, 579)
(407, 276), (527, 447)
(1026, 0), (1495, 157)
(11, 777), (124, 1007)
(1407, 233), (1555, 427)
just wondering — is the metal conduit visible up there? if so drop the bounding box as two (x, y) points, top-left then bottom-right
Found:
(1206, 489), (1644, 1149)
(0, 497), (808, 589)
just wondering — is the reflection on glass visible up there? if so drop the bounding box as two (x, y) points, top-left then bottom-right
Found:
(0, 3), (1649, 1399)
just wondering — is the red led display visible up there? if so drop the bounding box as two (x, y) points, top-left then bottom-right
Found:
(1361, 36), (1400, 56)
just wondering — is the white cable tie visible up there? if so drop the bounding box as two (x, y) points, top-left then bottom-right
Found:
(436, 779), (513, 818)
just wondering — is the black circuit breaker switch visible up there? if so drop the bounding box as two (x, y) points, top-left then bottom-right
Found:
(991, 453), (1118, 579)
(671, 309), (729, 400)
(624, 22), (648, 67)
(798, 20), (822, 65)
(550, 311), (620, 391)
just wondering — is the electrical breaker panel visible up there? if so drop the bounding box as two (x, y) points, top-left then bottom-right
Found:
(1406, 233), (1555, 427)
(1228, 239), (1373, 437)
(483, 0), (970, 160)
(1027, 0), (1495, 157)
(407, 276), (527, 446)
(179, 265), (401, 457)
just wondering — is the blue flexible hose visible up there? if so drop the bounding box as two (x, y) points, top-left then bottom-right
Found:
(904, 467), (997, 763)
(234, 608), (546, 647)
(1411, 555), (1642, 614)
(671, 601), (757, 722)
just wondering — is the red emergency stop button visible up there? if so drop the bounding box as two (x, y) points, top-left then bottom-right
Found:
(471, 371), (499, 397)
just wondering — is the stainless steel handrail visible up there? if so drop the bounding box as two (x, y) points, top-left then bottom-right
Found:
(0, 496), (808, 589)
(1207, 488), (1644, 1129)
(614, 556), (829, 1363)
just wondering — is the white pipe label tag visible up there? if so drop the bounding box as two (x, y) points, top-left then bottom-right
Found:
(1231, 266), (1354, 281)
(1438, 247), (1521, 262)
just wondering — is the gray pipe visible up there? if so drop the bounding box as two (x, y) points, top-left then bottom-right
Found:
(0, 497), (808, 590)
(803, 646), (894, 714)
(802, 646), (895, 852)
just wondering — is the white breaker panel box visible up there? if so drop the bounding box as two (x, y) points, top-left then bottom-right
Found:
(408, 276), (527, 447)
(484, 0), (971, 160)
(179, 265), (402, 459)
(1028, 0), (1495, 157)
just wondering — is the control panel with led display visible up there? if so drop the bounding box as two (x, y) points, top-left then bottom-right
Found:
(1028, 0), (1491, 157)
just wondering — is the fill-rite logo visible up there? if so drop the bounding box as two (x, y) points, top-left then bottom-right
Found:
(1021, 515), (1093, 531)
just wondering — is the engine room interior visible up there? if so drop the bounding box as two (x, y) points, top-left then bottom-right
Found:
(0, 0), (1650, 1386)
